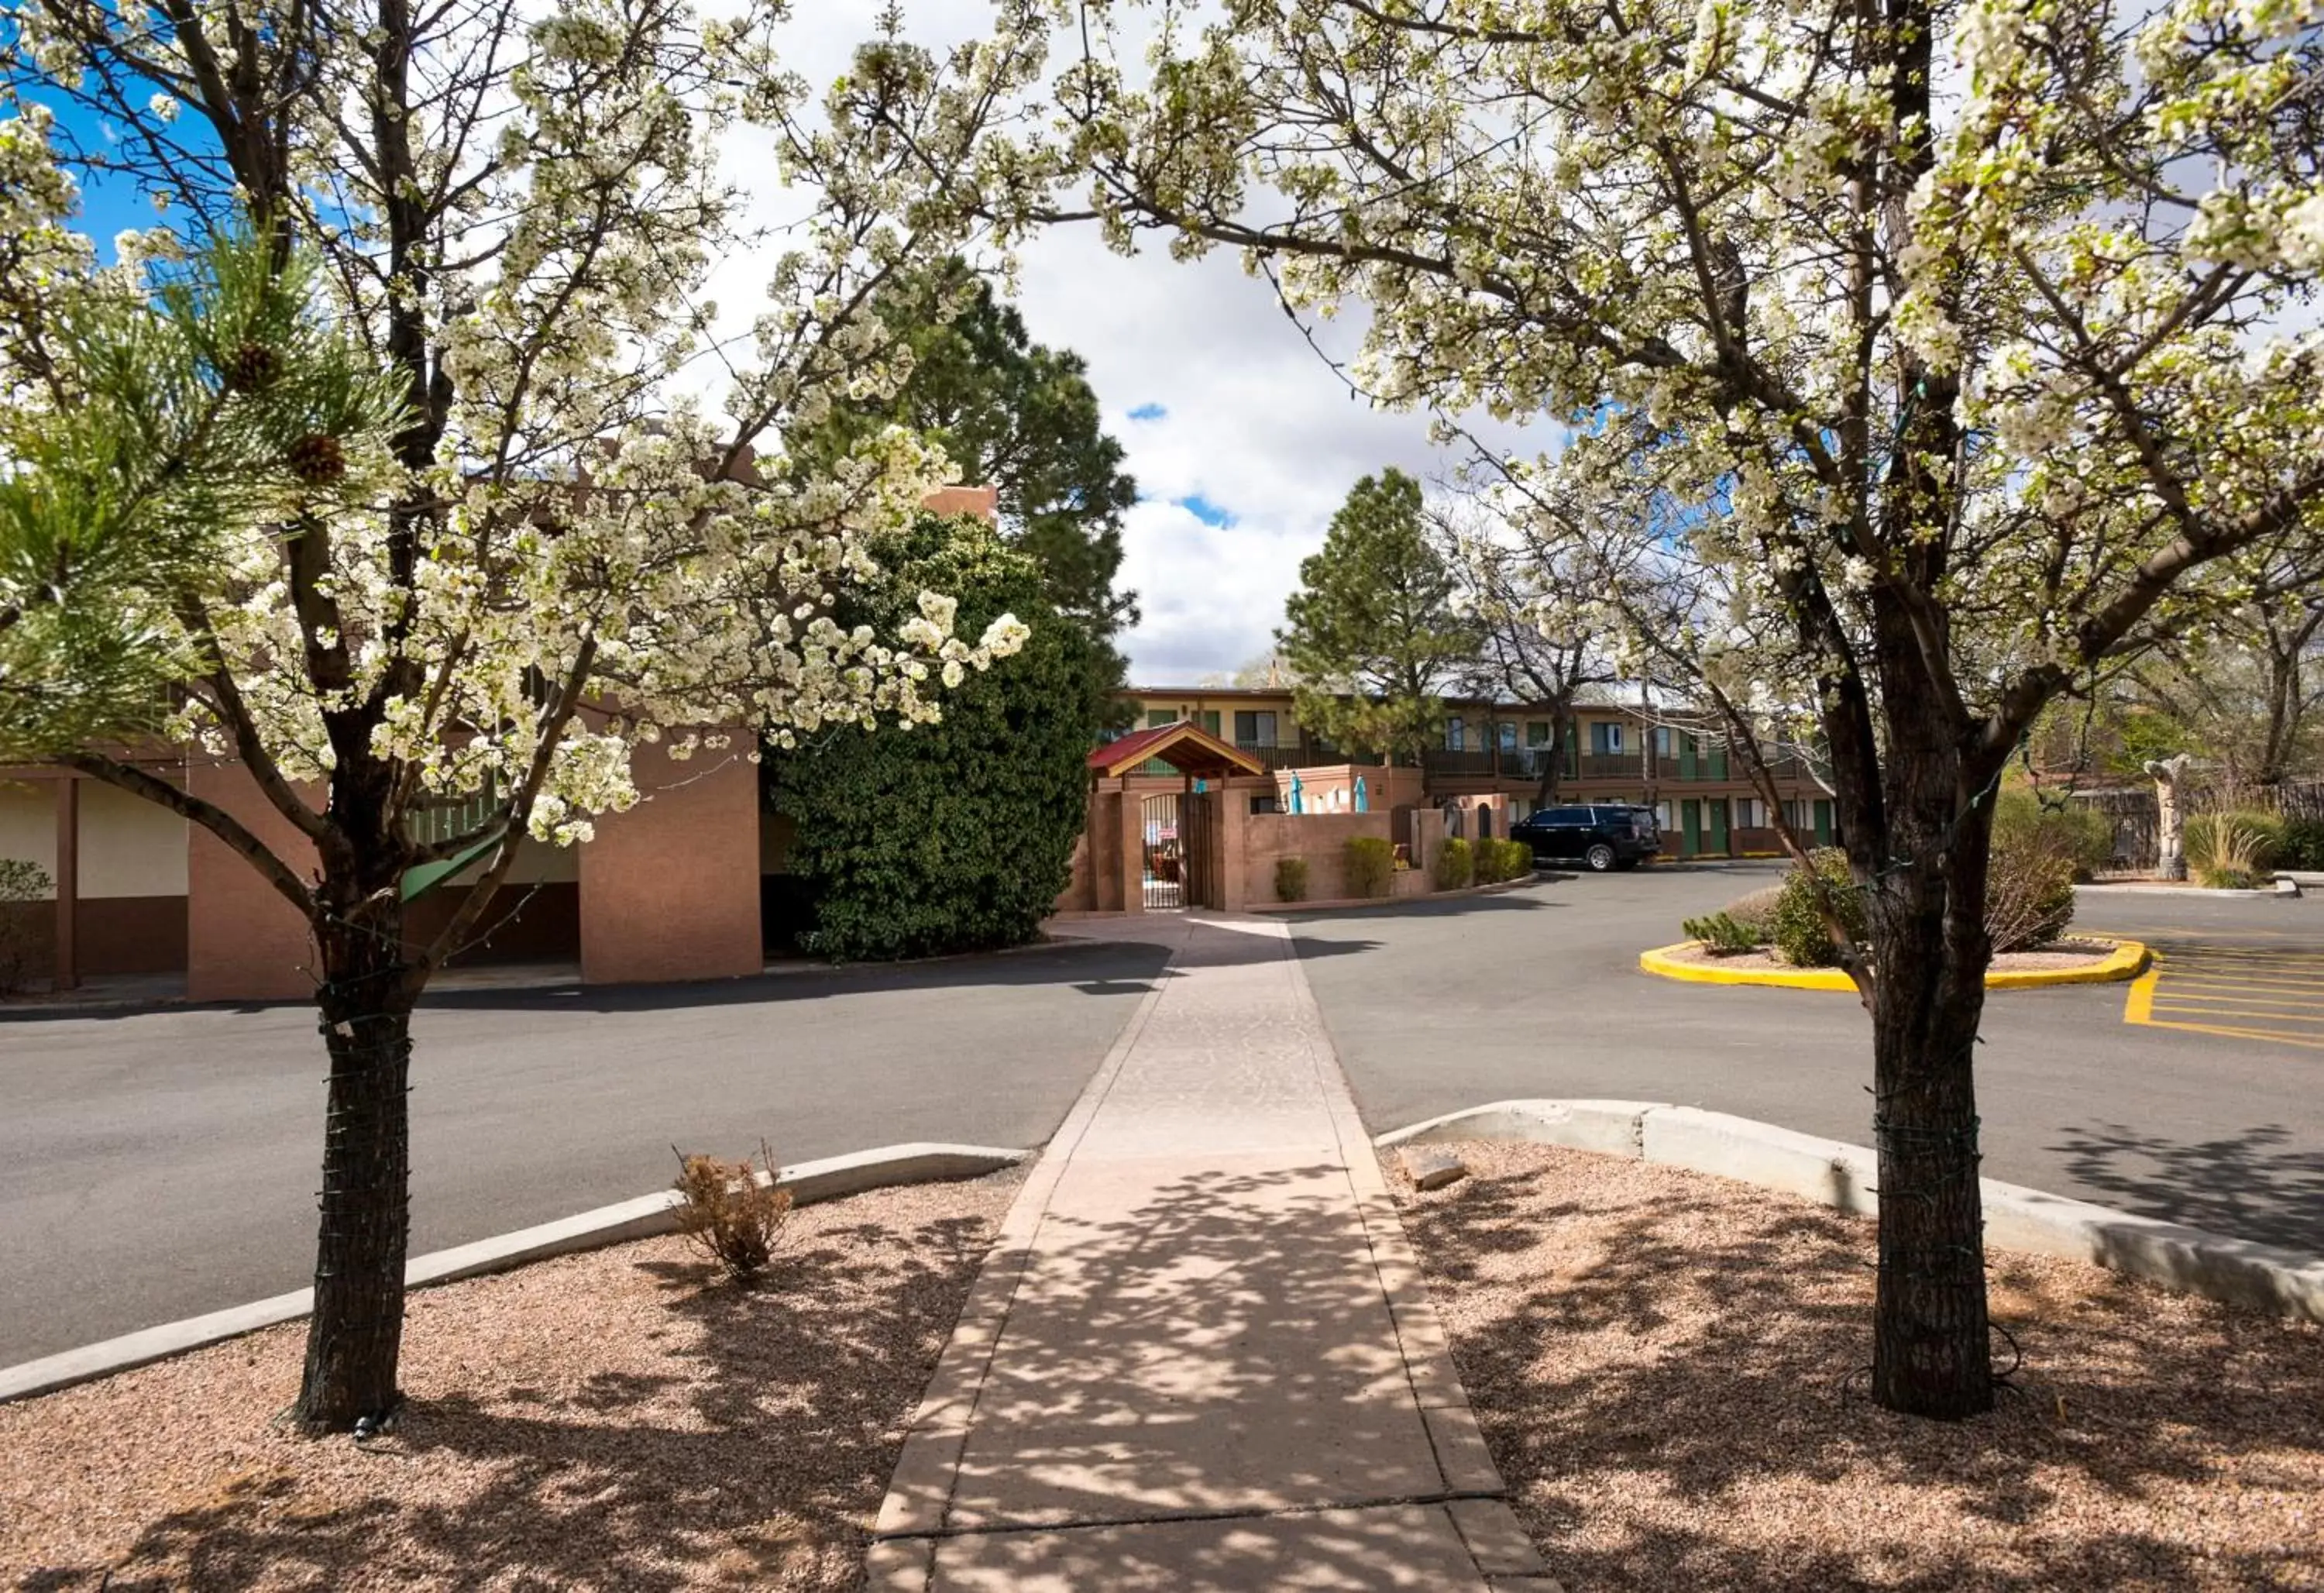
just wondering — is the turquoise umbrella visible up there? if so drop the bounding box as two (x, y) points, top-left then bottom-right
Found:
(1288, 772), (1305, 814)
(1354, 776), (1369, 813)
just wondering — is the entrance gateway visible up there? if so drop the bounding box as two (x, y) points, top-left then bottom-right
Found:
(1085, 720), (1269, 913)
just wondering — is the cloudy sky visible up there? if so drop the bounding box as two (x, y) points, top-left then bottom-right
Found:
(748, 2), (1550, 687)
(46, 0), (1551, 686)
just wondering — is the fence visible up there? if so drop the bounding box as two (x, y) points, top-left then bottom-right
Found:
(2070, 776), (2324, 873)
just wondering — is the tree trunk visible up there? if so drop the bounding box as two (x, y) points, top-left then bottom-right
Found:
(294, 898), (418, 1433)
(1864, 757), (1996, 1419)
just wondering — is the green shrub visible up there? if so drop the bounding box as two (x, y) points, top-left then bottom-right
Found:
(2278, 816), (2324, 872)
(1992, 790), (2113, 880)
(1274, 855), (1310, 903)
(771, 517), (1099, 960)
(2186, 811), (2281, 887)
(1682, 910), (1765, 955)
(0, 858), (50, 996)
(1772, 848), (1864, 967)
(1346, 835), (1395, 897)
(1434, 837), (1474, 890)
(1477, 838), (1532, 884)
(1985, 837), (2078, 953)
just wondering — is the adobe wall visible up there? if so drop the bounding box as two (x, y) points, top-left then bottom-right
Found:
(1232, 810), (1395, 907)
(579, 739), (763, 986)
(186, 761), (321, 1002)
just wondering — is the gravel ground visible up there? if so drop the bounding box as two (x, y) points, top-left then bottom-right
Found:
(1, 1170), (1021, 1591)
(1395, 1142), (2323, 1592)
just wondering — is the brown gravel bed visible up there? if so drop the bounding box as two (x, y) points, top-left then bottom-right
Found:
(1395, 1142), (2323, 1592)
(1668, 938), (2119, 975)
(2, 1170), (1020, 1591)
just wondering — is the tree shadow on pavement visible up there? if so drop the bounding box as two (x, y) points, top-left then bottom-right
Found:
(2045, 1120), (2324, 1252)
(1397, 1141), (2324, 1593)
(13, 1196), (1010, 1592)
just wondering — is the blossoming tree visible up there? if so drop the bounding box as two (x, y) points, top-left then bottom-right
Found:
(2, 0), (1044, 1431)
(1030, 0), (2324, 1415)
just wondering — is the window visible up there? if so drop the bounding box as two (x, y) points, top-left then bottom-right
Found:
(1549, 807), (1592, 825)
(1234, 710), (1278, 746)
(1735, 796), (1766, 829)
(1445, 715), (1466, 750)
(1652, 725), (1673, 756)
(1525, 720), (1550, 747)
(1590, 721), (1624, 755)
(1146, 708), (1179, 729)
(1655, 800), (1675, 831)
(1497, 721), (1518, 751)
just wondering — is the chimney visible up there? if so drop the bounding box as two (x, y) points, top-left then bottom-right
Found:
(920, 483), (1000, 522)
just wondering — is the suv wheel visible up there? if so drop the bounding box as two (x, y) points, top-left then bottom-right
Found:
(1584, 841), (1618, 872)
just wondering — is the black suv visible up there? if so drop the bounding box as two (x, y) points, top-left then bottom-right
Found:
(1511, 803), (1662, 872)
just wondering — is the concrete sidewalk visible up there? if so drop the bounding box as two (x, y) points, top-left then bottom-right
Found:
(868, 917), (1558, 1591)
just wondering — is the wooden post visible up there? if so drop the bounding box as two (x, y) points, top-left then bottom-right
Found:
(53, 775), (78, 992)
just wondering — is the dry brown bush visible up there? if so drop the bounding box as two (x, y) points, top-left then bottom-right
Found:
(671, 1141), (792, 1283)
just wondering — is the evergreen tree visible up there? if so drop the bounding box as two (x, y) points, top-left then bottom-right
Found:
(771, 515), (1099, 960)
(1278, 469), (1476, 762)
(796, 260), (1139, 706)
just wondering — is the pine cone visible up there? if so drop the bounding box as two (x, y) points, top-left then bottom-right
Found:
(222, 341), (280, 392)
(286, 433), (346, 485)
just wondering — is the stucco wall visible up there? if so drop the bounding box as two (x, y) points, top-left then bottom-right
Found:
(186, 762), (321, 1002)
(1238, 811), (1396, 905)
(578, 741), (762, 986)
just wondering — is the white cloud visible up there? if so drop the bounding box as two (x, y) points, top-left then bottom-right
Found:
(708, 0), (1556, 682)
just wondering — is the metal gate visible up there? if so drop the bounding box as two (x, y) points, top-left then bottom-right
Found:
(1182, 791), (1218, 909)
(1141, 793), (1182, 910)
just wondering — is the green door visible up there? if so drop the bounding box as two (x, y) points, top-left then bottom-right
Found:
(1813, 798), (1834, 847)
(1708, 744), (1730, 780)
(1709, 797), (1731, 855)
(1681, 799), (1701, 858)
(1679, 735), (1698, 780)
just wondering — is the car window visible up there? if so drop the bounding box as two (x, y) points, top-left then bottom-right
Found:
(1550, 807), (1591, 824)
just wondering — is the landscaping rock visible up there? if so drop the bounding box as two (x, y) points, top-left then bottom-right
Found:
(1400, 1147), (1469, 1191)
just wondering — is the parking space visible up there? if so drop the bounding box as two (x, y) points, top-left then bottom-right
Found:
(2123, 931), (2324, 1050)
(1293, 865), (2324, 1252)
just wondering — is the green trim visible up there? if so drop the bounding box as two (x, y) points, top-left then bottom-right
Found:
(401, 826), (507, 902)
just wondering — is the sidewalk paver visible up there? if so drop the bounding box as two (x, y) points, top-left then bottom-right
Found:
(871, 916), (1559, 1591)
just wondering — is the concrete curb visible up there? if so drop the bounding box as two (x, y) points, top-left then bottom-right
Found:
(1379, 1100), (2324, 1324)
(1636, 938), (2150, 992)
(2075, 882), (2287, 900)
(0, 1142), (1026, 1407)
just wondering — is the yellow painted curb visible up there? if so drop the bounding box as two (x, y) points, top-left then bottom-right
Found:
(1638, 938), (2150, 992)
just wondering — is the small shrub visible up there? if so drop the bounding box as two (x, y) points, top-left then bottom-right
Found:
(2186, 811), (2281, 887)
(1346, 835), (1395, 897)
(1682, 910), (1765, 955)
(1274, 855), (1310, 903)
(1772, 848), (1865, 967)
(672, 1140), (792, 1283)
(1476, 838), (1532, 884)
(1435, 838), (1474, 890)
(0, 859), (52, 996)
(2278, 816), (2324, 872)
(1985, 838), (2078, 953)
(1992, 790), (2113, 880)
(1721, 884), (1783, 936)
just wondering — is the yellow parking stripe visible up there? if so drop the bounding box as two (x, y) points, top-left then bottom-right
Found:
(2123, 936), (2324, 1049)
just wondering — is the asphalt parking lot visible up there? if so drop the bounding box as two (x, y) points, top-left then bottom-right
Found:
(5, 864), (2319, 1372)
(1292, 862), (2324, 1254)
(0, 941), (1167, 1364)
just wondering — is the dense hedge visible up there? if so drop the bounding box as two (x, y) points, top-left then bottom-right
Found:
(769, 516), (1100, 960)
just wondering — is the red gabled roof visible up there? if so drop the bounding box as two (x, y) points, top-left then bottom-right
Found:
(1088, 721), (1267, 779)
